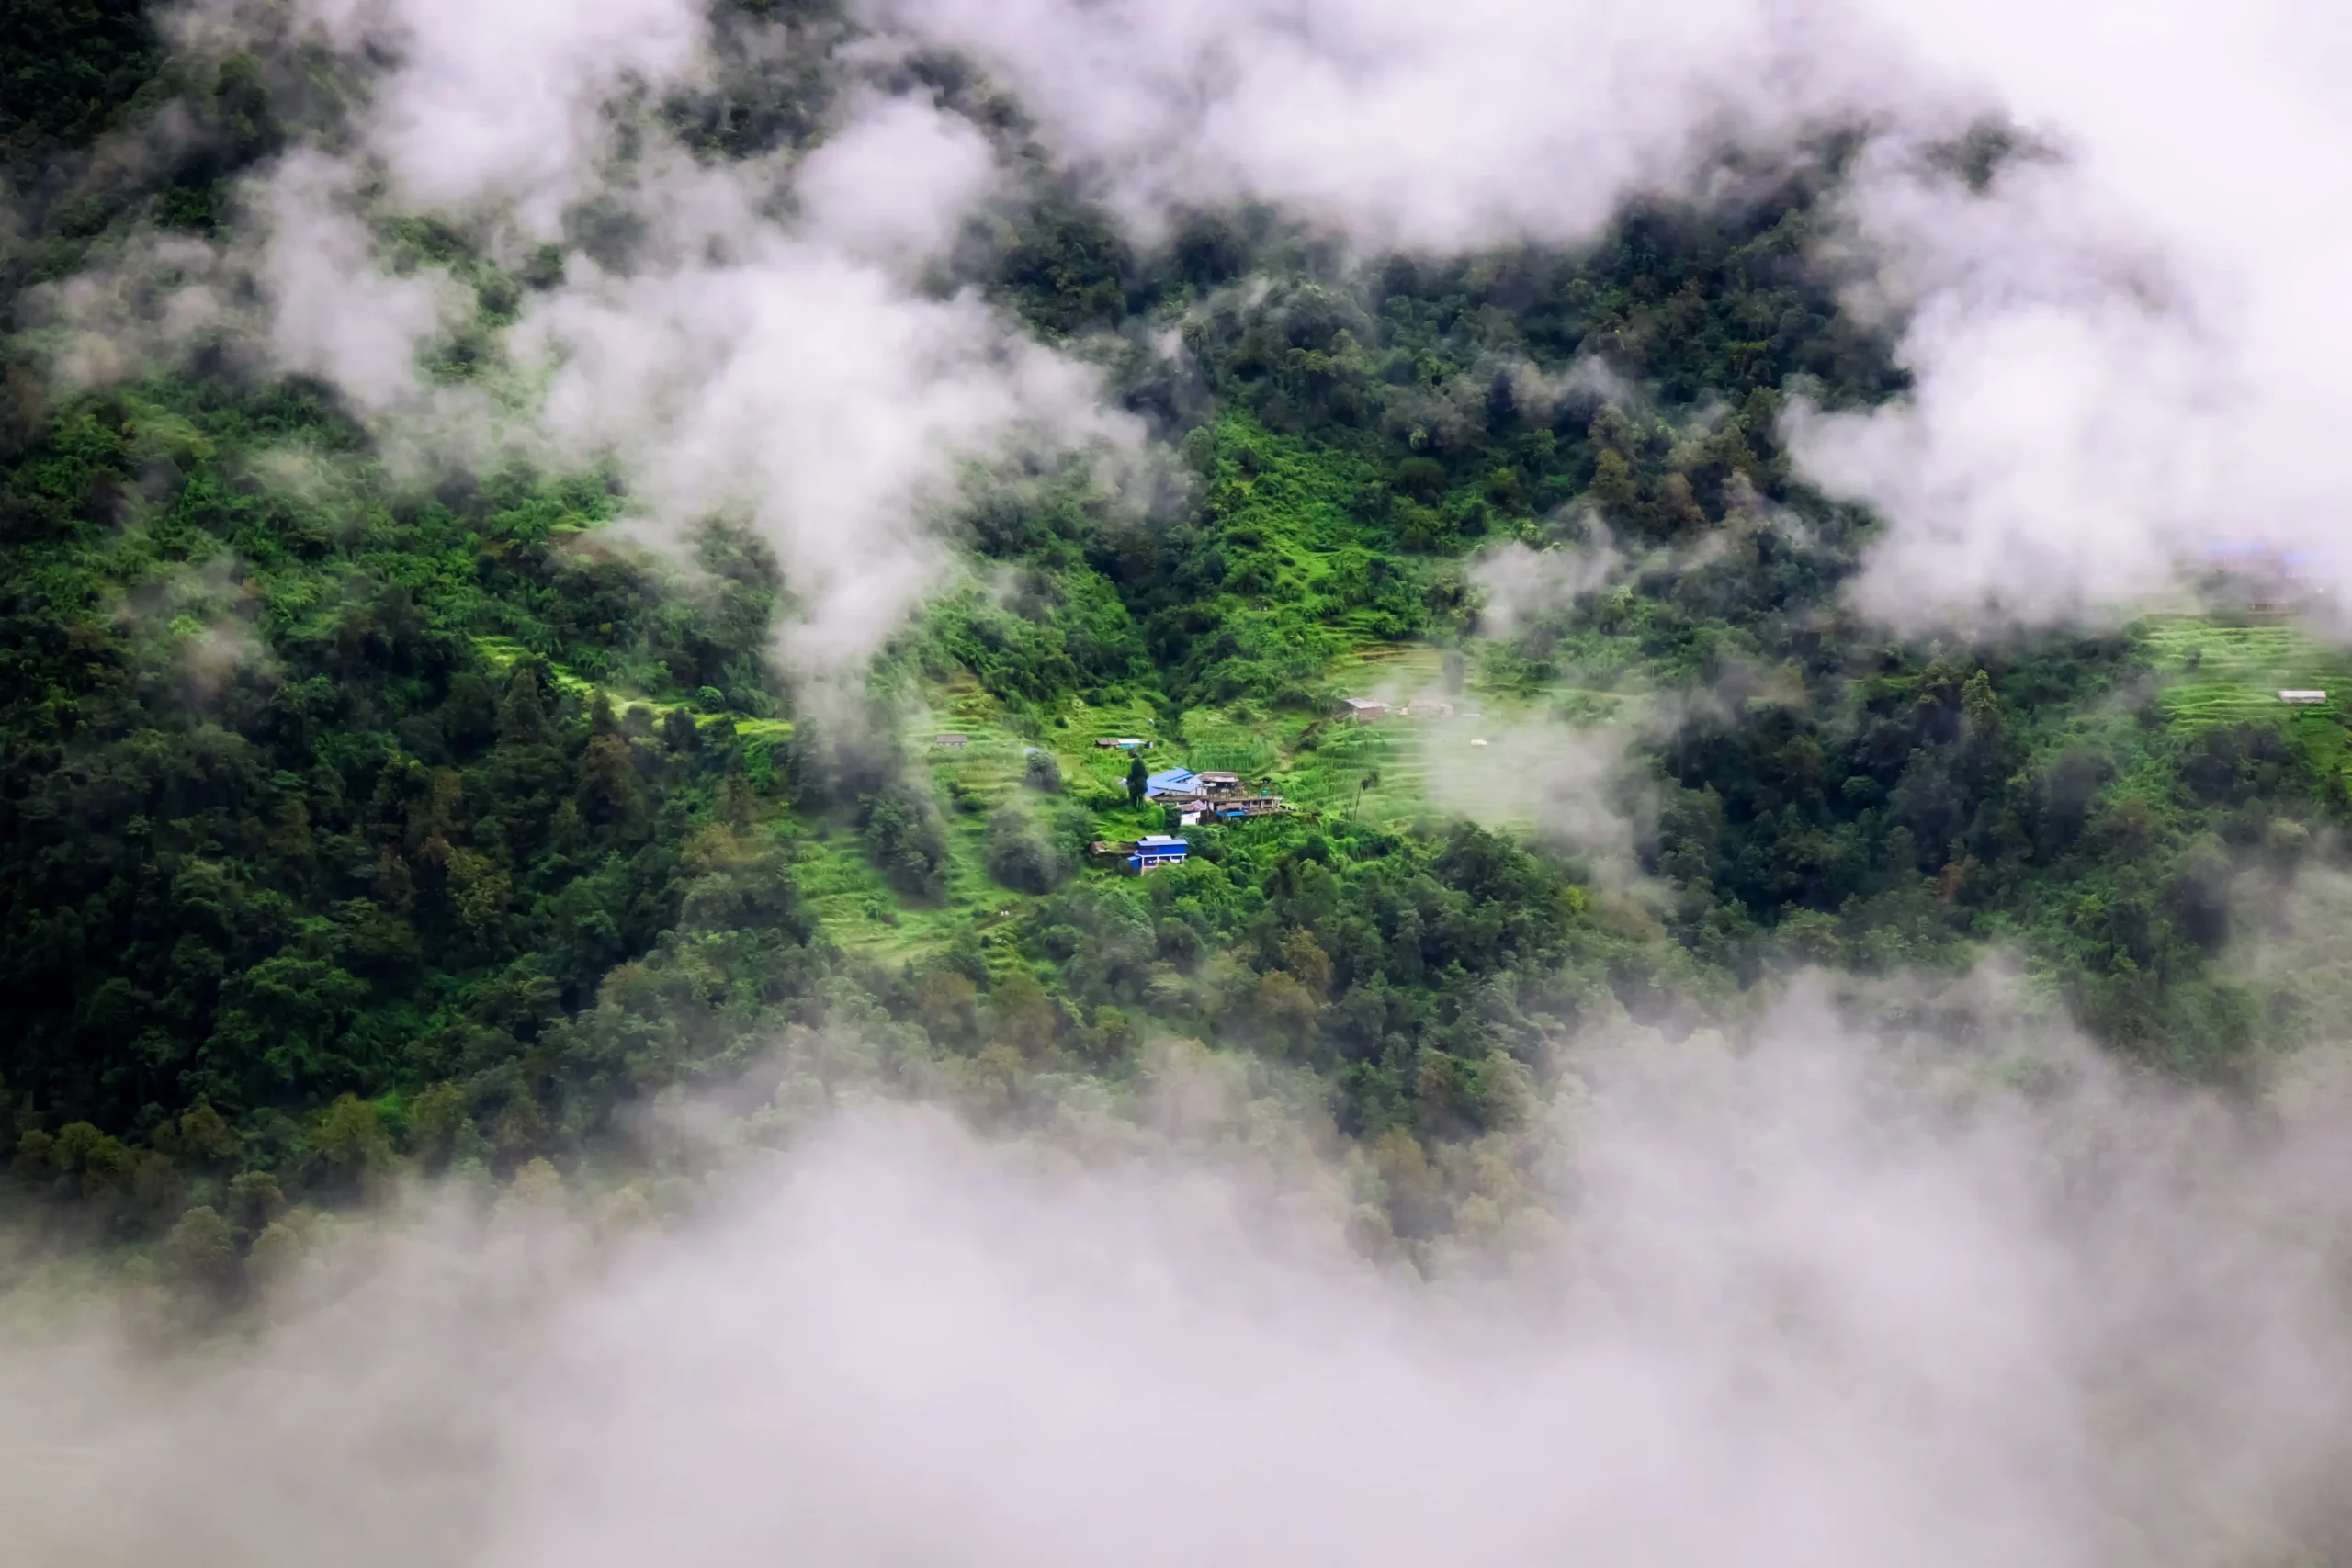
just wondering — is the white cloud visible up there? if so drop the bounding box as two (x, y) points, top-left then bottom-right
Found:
(858, 0), (2352, 632)
(284, 0), (709, 234)
(1421, 709), (1648, 870)
(514, 168), (1130, 671)
(75, 0), (2352, 653)
(1798, 0), (2352, 628)
(795, 91), (1002, 266)
(255, 151), (475, 415)
(1469, 536), (1623, 637)
(11, 993), (2352, 1562)
(862, 0), (1876, 250)
(51, 0), (1137, 676)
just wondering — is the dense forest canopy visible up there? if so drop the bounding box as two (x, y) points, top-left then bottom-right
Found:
(1, 0), (2348, 1281)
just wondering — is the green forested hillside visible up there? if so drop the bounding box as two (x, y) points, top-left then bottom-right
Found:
(5, 13), (2349, 1276)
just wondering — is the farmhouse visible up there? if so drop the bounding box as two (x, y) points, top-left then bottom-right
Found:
(1182, 795), (1291, 823)
(1144, 767), (1200, 800)
(1339, 697), (1389, 722)
(1094, 737), (1152, 750)
(2279, 690), (2328, 705)
(933, 733), (968, 749)
(1129, 835), (1189, 874)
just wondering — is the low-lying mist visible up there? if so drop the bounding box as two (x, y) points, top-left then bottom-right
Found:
(9, 980), (2351, 1567)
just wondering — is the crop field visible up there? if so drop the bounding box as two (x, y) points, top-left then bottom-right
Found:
(2140, 617), (2352, 728)
(822, 635), (1633, 963)
(829, 632), (1656, 963)
(787, 678), (1039, 967)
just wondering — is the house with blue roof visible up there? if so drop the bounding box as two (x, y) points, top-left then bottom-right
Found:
(1143, 768), (1199, 800)
(1128, 835), (1188, 873)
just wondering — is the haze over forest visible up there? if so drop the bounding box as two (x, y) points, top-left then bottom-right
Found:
(7, 0), (2352, 1561)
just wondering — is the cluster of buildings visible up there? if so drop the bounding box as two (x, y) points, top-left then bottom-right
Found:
(1080, 741), (1298, 874)
(1141, 767), (1292, 826)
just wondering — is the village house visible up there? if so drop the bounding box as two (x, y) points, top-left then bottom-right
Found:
(1091, 831), (1194, 869)
(1144, 767), (1200, 800)
(933, 733), (968, 749)
(1093, 737), (1152, 750)
(1339, 697), (1389, 722)
(1129, 835), (1189, 873)
(1180, 795), (1291, 824)
(2279, 690), (2329, 705)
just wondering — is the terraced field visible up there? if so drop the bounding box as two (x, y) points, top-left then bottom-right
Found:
(783, 633), (1651, 964)
(2140, 617), (2352, 728)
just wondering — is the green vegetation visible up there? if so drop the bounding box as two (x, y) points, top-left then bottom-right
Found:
(6, 17), (2352, 1286)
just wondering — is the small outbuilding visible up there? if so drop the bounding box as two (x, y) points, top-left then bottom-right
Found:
(1339, 697), (1389, 722)
(1094, 737), (1152, 750)
(933, 733), (969, 749)
(2279, 690), (2329, 705)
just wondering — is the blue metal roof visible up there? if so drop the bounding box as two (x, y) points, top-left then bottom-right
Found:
(1144, 768), (1198, 798)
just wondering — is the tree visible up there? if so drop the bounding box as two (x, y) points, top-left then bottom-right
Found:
(245, 1215), (311, 1292)
(1023, 750), (1063, 792)
(864, 786), (949, 896)
(171, 1100), (241, 1167)
(989, 970), (1063, 1056)
(498, 665), (549, 747)
(505, 1156), (565, 1211)
(1278, 928), (1333, 999)
(407, 1081), (468, 1171)
(227, 1170), (287, 1233)
(1252, 970), (1317, 1052)
(311, 1094), (392, 1192)
(1126, 757), (1148, 806)
(987, 807), (1068, 895)
(577, 734), (642, 825)
(916, 970), (979, 1047)
(164, 1204), (237, 1287)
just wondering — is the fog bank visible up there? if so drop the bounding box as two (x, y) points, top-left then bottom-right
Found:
(9, 989), (2352, 1566)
